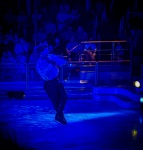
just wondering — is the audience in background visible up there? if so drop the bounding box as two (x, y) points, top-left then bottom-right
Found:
(0, 0), (137, 81)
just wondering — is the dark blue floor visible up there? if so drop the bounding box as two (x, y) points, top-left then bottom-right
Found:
(0, 99), (143, 150)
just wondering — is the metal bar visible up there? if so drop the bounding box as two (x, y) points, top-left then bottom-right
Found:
(95, 62), (98, 85)
(25, 63), (29, 90)
(34, 0), (37, 46)
(59, 66), (63, 82)
(141, 64), (143, 81)
(129, 40), (133, 82)
(81, 40), (127, 44)
(111, 42), (115, 60)
(67, 60), (130, 64)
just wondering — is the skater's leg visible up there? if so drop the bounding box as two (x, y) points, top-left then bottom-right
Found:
(55, 82), (67, 125)
(44, 80), (60, 112)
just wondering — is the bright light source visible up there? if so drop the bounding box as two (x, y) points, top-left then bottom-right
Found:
(134, 81), (141, 88)
(140, 97), (143, 103)
(80, 80), (88, 84)
(131, 129), (138, 138)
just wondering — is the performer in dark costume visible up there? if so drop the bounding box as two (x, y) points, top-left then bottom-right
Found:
(36, 44), (68, 125)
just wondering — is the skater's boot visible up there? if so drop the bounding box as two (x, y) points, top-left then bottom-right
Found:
(55, 111), (67, 125)
(55, 102), (67, 125)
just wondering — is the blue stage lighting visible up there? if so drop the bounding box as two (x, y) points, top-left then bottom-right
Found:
(140, 97), (143, 103)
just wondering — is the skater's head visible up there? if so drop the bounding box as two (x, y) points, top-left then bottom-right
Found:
(40, 46), (49, 57)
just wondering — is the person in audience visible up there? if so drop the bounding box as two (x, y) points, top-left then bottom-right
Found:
(61, 26), (76, 43)
(83, 37), (97, 61)
(43, 20), (57, 36)
(6, 28), (15, 42)
(14, 37), (29, 63)
(69, 8), (80, 28)
(1, 38), (14, 53)
(53, 36), (66, 56)
(0, 51), (16, 80)
(1, 51), (16, 63)
(33, 27), (47, 44)
(76, 26), (87, 42)
(48, 44), (54, 54)
(31, 10), (43, 26)
(3, 9), (16, 29)
(56, 4), (70, 32)
(14, 37), (29, 80)
(20, 27), (32, 43)
(115, 42), (124, 60)
(0, 25), (3, 45)
(47, 26), (59, 45)
(16, 10), (28, 31)
(66, 36), (81, 61)
(13, 32), (19, 44)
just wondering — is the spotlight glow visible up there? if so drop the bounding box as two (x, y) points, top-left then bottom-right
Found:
(80, 80), (88, 84)
(132, 129), (138, 138)
(9, 112), (125, 130)
(134, 81), (140, 88)
(140, 97), (143, 103)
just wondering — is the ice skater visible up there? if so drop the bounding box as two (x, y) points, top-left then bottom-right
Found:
(36, 43), (68, 125)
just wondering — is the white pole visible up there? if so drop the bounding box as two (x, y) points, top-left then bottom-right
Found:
(86, 0), (91, 12)
(26, 0), (31, 17)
